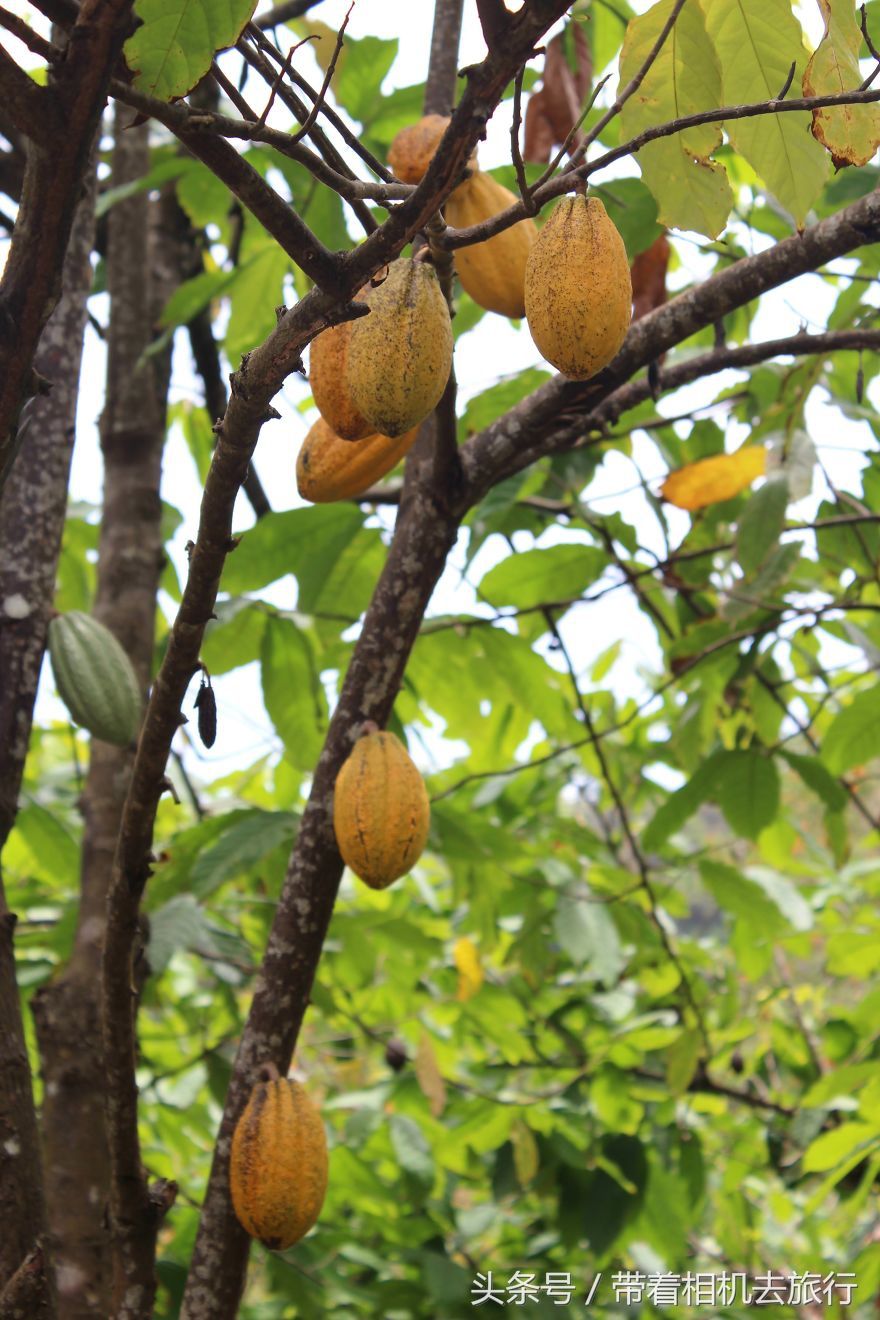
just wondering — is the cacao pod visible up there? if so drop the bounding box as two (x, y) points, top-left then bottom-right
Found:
(309, 314), (372, 442)
(444, 171), (537, 318)
(333, 728), (430, 889)
(524, 195), (632, 380)
(347, 260), (453, 439)
(47, 611), (142, 746)
(387, 114), (451, 183)
(296, 417), (419, 503)
(230, 1075), (328, 1251)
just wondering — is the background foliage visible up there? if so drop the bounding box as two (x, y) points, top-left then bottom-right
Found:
(5, 0), (880, 1314)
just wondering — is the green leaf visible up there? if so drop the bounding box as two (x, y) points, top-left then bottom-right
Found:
(702, 0), (829, 225)
(479, 544), (606, 611)
(260, 617), (326, 770)
(125, 0), (257, 101)
(189, 809), (296, 898)
(148, 894), (215, 972)
(553, 899), (625, 981)
(221, 505), (364, 596)
(201, 601), (267, 675)
(389, 1115), (434, 1187)
(712, 749), (779, 839)
(823, 687), (880, 775)
(618, 0), (733, 237)
(642, 751), (724, 850)
(780, 751), (848, 813)
(593, 178), (663, 258)
(737, 479), (788, 575)
(803, 0), (880, 168)
(802, 1121), (880, 1173)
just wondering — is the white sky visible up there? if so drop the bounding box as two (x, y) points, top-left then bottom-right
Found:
(3, 0), (878, 791)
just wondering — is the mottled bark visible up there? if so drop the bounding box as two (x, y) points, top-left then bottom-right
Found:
(0, 150), (96, 1316)
(180, 1), (466, 1313)
(32, 111), (182, 1320)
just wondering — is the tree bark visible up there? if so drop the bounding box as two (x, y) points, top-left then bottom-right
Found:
(0, 143), (96, 1318)
(32, 109), (183, 1320)
(180, 0), (468, 1312)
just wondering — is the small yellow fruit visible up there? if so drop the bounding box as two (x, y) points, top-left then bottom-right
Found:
(230, 1075), (328, 1251)
(387, 114), (451, 183)
(524, 195), (632, 380)
(347, 259), (453, 439)
(296, 417), (419, 503)
(309, 314), (372, 442)
(444, 171), (537, 318)
(333, 728), (430, 889)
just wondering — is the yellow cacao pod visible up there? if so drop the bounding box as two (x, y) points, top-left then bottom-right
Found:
(347, 259), (453, 439)
(296, 417), (419, 503)
(333, 728), (430, 889)
(309, 314), (372, 442)
(443, 172), (537, 318)
(387, 114), (451, 183)
(524, 195), (632, 380)
(230, 1075), (328, 1251)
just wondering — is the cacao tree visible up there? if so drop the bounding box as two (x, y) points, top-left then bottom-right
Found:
(1, 0), (880, 1316)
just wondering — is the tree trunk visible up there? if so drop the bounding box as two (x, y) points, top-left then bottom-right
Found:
(0, 140), (97, 1320)
(32, 108), (183, 1319)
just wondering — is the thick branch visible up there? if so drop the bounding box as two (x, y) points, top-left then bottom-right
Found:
(0, 44), (56, 142)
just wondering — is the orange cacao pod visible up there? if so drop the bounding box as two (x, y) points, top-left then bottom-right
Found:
(333, 728), (430, 889)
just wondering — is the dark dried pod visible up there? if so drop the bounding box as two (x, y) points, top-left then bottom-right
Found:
(194, 672), (217, 748)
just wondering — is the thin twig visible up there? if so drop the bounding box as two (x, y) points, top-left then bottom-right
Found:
(289, 3), (351, 145)
(510, 66), (535, 213)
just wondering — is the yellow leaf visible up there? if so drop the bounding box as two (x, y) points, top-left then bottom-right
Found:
(453, 936), (484, 1001)
(415, 1032), (447, 1118)
(661, 448), (766, 511)
(511, 1120), (540, 1186)
(803, 0), (880, 168)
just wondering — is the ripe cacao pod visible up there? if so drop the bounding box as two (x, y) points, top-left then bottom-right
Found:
(524, 194), (632, 380)
(387, 114), (451, 183)
(230, 1074), (328, 1251)
(347, 260), (453, 439)
(296, 417), (419, 503)
(309, 314), (372, 442)
(333, 728), (430, 889)
(444, 171), (537, 318)
(47, 611), (142, 746)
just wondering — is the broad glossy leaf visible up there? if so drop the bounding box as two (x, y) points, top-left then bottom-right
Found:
(619, 0), (733, 237)
(662, 447), (766, 510)
(823, 686), (880, 775)
(702, 0), (829, 225)
(479, 543), (606, 610)
(125, 0), (257, 101)
(803, 0), (880, 167)
(261, 616), (327, 769)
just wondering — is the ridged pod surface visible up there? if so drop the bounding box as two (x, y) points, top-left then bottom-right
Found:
(387, 114), (451, 183)
(230, 1077), (328, 1250)
(444, 172), (537, 318)
(333, 729), (430, 889)
(309, 315), (372, 442)
(524, 195), (632, 380)
(296, 418), (419, 503)
(47, 611), (142, 746)
(347, 260), (453, 439)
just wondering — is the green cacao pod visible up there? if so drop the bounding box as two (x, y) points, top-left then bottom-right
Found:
(333, 727), (430, 889)
(47, 611), (142, 746)
(230, 1074), (328, 1250)
(347, 259), (453, 439)
(524, 195), (632, 380)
